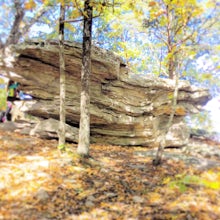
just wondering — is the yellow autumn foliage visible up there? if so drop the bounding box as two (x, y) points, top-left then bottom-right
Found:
(24, 0), (36, 10)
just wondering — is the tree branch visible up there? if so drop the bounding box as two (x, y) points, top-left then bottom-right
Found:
(20, 5), (50, 38)
(5, 0), (25, 47)
(61, 14), (100, 24)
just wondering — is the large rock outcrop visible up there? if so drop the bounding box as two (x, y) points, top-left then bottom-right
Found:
(0, 40), (211, 146)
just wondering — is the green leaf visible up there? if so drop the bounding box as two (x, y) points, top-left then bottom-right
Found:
(58, 144), (66, 151)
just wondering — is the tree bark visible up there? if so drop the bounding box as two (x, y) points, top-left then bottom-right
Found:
(5, 0), (25, 47)
(3, 0), (48, 49)
(168, 50), (175, 79)
(153, 73), (179, 165)
(58, 3), (66, 146)
(77, 0), (93, 156)
(165, 4), (175, 80)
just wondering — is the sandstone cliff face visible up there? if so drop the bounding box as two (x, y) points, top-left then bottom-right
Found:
(0, 41), (211, 146)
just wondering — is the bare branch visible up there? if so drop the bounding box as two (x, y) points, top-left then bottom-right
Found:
(20, 5), (50, 39)
(154, 32), (169, 48)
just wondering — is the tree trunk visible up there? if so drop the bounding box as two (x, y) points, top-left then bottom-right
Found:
(165, 4), (175, 80)
(77, 0), (93, 156)
(153, 72), (179, 165)
(5, 0), (25, 47)
(168, 52), (175, 79)
(58, 4), (66, 146)
(3, 0), (48, 49)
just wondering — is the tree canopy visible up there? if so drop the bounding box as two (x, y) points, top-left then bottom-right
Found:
(1, 0), (219, 80)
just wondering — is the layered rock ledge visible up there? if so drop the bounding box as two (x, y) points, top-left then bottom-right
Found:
(0, 41), (211, 146)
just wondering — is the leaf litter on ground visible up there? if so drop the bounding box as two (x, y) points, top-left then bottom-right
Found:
(0, 129), (220, 219)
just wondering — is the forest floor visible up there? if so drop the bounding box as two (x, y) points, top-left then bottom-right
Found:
(0, 127), (220, 220)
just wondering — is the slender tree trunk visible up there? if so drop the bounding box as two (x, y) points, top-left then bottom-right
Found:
(168, 51), (175, 79)
(58, 3), (66, 147)
(153, 73), (179, 166)
(77, 0), (93, 156)
(165, 4), (175, 80)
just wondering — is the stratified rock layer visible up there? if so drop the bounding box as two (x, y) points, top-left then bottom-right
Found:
(0, 41), (211, 146)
